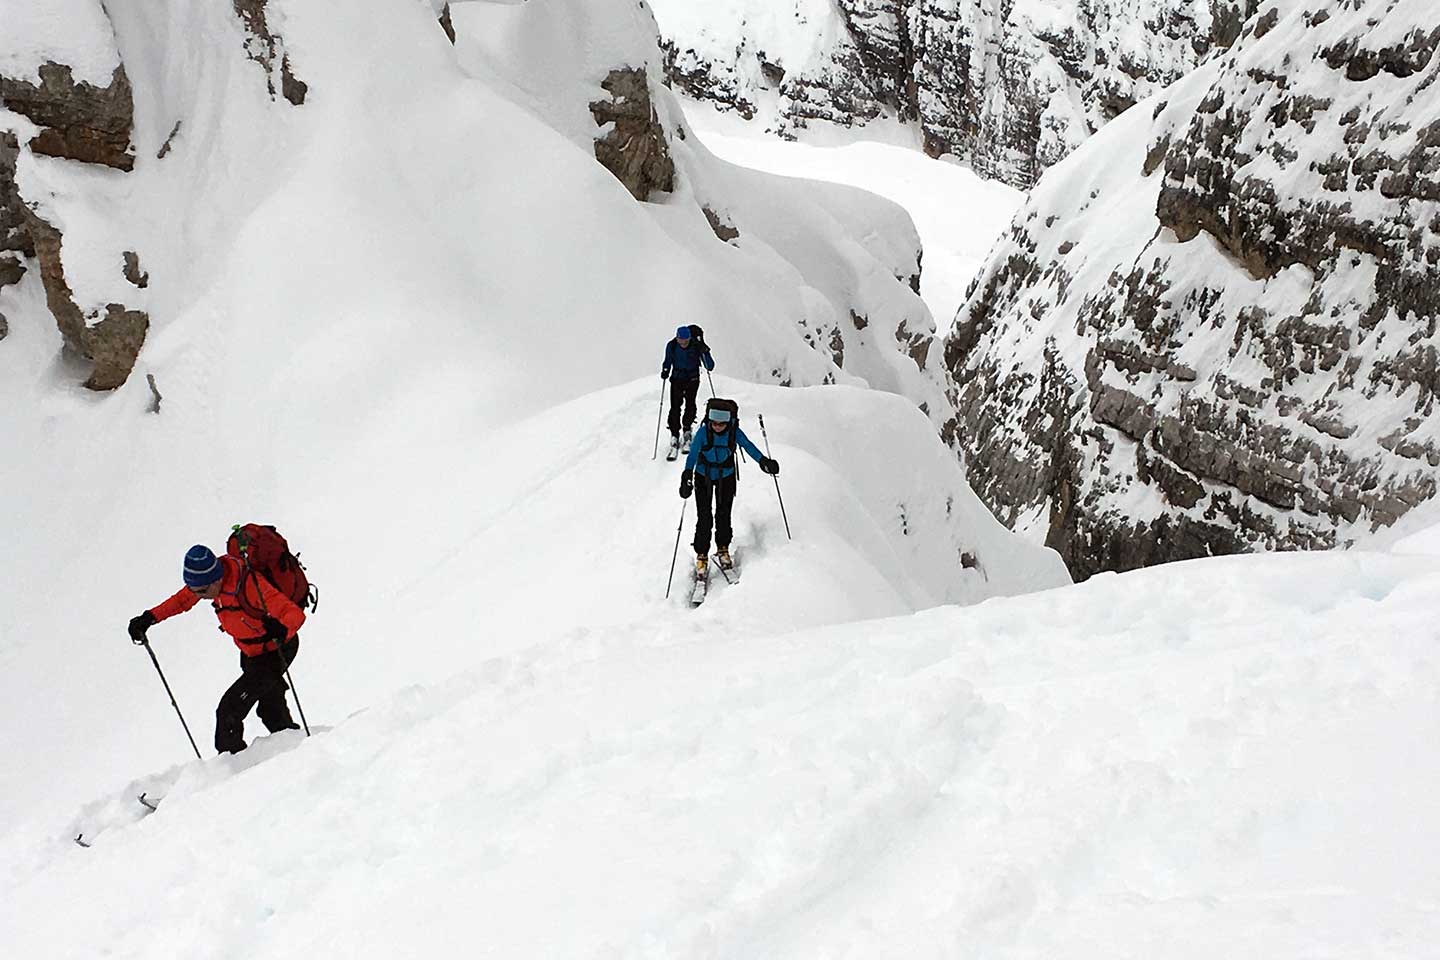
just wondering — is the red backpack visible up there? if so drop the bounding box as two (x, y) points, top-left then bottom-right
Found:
(225, 523), (318, 619)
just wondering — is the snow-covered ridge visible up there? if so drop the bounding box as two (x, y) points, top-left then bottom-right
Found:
(0, 0), (1066, 827)
(649, 0), (1262, 187)
(945, 0), (1440, 577)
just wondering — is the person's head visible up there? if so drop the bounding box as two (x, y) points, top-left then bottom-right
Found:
(675, 325), (691, 346)
(183, 544), (224, 600)
(707, 407), (731, 432)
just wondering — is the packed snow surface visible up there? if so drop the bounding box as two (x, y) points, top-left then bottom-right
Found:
(4, 550), (1437, 956)
(3, 0), (1433, 955)
(683, 102), (1026, 333)
(0, 0), (121, 85)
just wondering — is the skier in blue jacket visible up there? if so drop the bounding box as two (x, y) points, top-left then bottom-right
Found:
(680, 401), (778, 576)
(661, 326), (715, 456)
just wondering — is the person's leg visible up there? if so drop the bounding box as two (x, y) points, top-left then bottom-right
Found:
(666, 377), (684, 437)
(715, 474), (737, 550)
(682, 379), (700, 432)
(255, 639), (300, 733)
(215, 661), (257, 753)
(692, 473), (715, 556)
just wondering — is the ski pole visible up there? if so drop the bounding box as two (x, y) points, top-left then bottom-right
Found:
(652, 378), (666, 460)
(665, 498), (687, 598)
(136, 637), (202, 759)
(705, 366), (716, 399)
(758, 413), (792, 540)
(273, 640), (311, 736)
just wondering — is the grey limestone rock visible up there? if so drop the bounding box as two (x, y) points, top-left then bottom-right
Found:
(946, 0), (1440, 578)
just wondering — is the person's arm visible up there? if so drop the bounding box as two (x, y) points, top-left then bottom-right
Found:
(661, 341), (674, 377)
(149, 586), (201, 623)
(736, 428), (766, 464)
(702, 345), (714, 371)
(253, 577), (306, 638)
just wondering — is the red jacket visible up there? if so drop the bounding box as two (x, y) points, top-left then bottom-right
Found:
(149, 555), (306, 657)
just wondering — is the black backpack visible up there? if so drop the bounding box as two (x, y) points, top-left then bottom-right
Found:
(701, 397), (741, 471)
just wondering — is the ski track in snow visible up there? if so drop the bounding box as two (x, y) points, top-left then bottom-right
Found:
(3, 0), (1439, 955)
(4, 551), (1439, 957)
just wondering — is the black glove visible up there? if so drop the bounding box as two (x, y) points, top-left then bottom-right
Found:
(128, 611), (156, 645)
(261, 616), (288, 644)
(760, 458), (780, 476)
(679, 472), (693, 499)
(661, 369), (669, 380)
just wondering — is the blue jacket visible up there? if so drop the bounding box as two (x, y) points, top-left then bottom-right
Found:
(662, 339), (714, 381)
(685, 424), (765, 480)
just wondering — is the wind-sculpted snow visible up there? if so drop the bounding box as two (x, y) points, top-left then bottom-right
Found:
(650, 0), (1263, 187)
(4, 550), (1436, 956)
(0, 0), (1063, 827)
(946, 0), (1440, 578)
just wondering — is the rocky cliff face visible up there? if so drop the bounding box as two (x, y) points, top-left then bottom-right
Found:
(651, 0), (1259, 187)
(0, 0), (313, 390)
(945, 0), (1439, 578)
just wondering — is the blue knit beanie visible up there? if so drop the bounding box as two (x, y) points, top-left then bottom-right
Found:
(676, 326), (691, 339)
(183, 545), (222, 588)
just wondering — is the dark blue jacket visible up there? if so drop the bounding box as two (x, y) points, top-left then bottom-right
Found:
(662, 339), (714, 381)
(685, 424), (765, 480)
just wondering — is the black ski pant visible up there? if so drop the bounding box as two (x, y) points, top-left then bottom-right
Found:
(692, 473), (737, 555)
(667, 376), (700, 437)
(215, 637), (299, 753)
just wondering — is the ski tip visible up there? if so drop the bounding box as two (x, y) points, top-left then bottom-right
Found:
(74, 833), (90, 848)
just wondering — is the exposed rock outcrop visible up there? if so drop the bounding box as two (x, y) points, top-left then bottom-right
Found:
(232, 0), (308, 106)
(946, 0), (1440, 578)
(651, 0), (1263, 187)
(0, 63), (135, 170)
(439, 4), (456, 45)
(1, 0), (149, 388)
(24, 211), (148, 390)
(589, 67), (675, 201)
(1, 130), (30, 290)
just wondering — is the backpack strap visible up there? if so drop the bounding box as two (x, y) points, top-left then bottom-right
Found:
(235, 565), (270, 621)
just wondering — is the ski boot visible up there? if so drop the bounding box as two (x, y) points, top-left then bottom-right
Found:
(695, 553), (709, 577)
(666, 434), (681, 461)
(716, 546), (734, 572)
(682, 426), (694, 453)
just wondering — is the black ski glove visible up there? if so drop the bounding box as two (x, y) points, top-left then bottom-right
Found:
(661, 369), (669, 380)
(128, 611), (156, 645)
(760, 458), (780, 476)
(261, 616), (288, 644)
(679, 472), (693, 499)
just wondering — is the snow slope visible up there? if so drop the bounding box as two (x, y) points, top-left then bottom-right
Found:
(0, 0), (1064, 827)
(4, 549), (1436, 956)
(682, 102), (1025, 335)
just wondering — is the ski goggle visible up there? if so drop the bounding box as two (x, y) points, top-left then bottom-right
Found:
(707, 409), (732, 424)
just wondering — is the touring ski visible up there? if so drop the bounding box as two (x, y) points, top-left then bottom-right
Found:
(713, 551), (739, 585)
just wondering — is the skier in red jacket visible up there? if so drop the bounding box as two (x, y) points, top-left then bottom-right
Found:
(129, 544), (305, 753)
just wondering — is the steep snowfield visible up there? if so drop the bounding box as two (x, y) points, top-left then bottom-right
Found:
(0, 0), (1063, 828)
(681, 102), (1025, 335)
(4, 549), (1436, 956)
